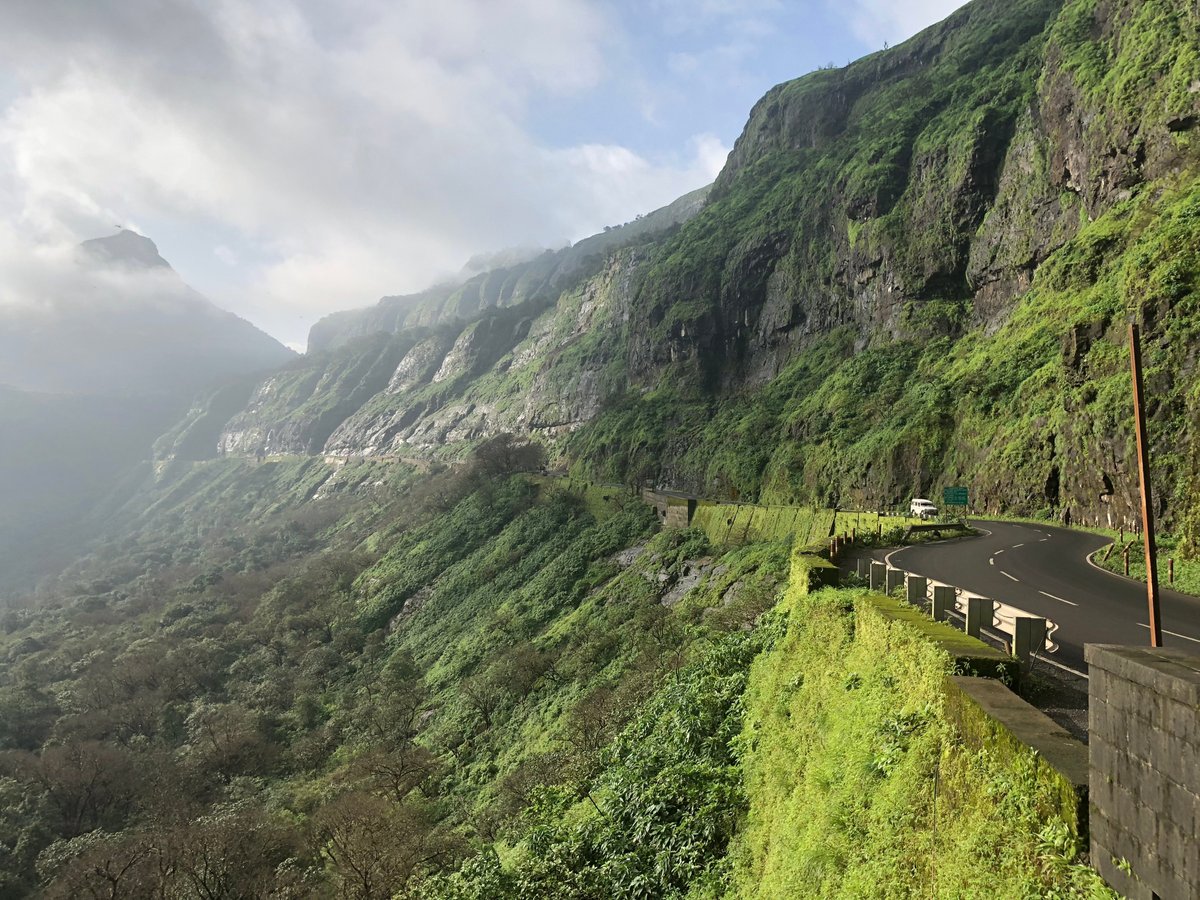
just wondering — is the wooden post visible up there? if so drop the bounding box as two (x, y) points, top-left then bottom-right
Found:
(1169, 558), (1174, 584)
(1124, 546), (1130, 576)
(1129, 323), (1163, 646)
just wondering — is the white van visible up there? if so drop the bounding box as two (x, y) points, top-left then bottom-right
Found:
(910, 498), (938, 520)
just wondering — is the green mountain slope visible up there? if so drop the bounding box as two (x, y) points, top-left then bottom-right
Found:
(156, 0), (1200, 537)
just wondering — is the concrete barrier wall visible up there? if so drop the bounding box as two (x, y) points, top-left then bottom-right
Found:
(690, 502), (836, 547)
(1086, 646), (1200, 900)
(865, 594), (1086, 837)
(946, 677), (1089, 839)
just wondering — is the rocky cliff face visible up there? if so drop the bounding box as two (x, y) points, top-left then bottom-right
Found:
(157, 0), (1200, 532)
(306, 186), (709, 353)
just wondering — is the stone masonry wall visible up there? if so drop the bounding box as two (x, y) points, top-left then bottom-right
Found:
(664, 498), (695, 530)
(1086, 645), (1200, 900)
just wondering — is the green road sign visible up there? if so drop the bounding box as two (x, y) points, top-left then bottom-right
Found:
(943, 486), (969, 506)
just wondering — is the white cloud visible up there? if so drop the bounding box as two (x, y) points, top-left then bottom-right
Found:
(0, 224), (192, 316)
(0, 0), (723, 344)
(840, 0), (970, 48)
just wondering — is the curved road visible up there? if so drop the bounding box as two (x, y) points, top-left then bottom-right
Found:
(885, 520), (1200, 670)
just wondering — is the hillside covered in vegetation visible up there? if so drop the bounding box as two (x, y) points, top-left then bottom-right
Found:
(155, 0), (1200, 542)
(0, 450), (1112, 896)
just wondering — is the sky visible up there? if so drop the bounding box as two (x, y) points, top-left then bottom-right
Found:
(0, 0), (968, 350)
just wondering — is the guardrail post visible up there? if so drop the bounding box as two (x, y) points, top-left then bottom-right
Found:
(905, 575), (927, 607)
(869, 562), (886, 592)
(885, 568), (904, 594)
(932, 585), (954, 622)
(1013, 616), (1047, 666)
(965, 597), (993, 639)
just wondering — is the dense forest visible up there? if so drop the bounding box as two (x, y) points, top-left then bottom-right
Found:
(0, 441), (792, 896)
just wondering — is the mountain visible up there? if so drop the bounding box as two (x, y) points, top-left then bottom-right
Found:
(161, 0), (1200, 540)
(306, 185), (712, 352)
(0, 229), (294, 396)
(80, 228), (173, 269)
(0, 230), (296, 590)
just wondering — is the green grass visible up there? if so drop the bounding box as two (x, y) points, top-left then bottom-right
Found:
(730, 580), (1112, 898)
(1094, 535), (1200, 597)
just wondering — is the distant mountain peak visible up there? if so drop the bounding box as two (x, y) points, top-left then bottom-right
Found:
(80, 229), (170, 269)
(0, 228), (295, 396)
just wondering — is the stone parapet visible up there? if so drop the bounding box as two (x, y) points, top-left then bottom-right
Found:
(1086, 645), (1200, 900)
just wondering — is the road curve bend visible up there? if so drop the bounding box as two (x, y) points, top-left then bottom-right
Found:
(884, 520), (1200, 670)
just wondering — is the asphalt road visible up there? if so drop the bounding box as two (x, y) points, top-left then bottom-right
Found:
(884, 520), (1200, 671)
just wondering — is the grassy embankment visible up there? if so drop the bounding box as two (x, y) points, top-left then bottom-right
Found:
(1093, 536), (1200, 597)
(729, 549), (1111, 898)
(426, 532), (1112, 897)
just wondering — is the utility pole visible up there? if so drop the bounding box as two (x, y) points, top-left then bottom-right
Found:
(1128, 322), (1163, 647)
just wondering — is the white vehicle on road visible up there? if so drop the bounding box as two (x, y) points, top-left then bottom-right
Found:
(910, 498), (938, 520)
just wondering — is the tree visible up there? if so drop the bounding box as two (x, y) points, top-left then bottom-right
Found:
(312, 792), (460, 900)
(182, 701), (272, 780)
(471, 434), (547, 477)
(352, 652), (428, 748)
(460, 676), (506, 731)
(173, 804), (310, 899)
(347, 744), (441, 803)
(2, 740), (140, 838)
(36, 830), (164, 900)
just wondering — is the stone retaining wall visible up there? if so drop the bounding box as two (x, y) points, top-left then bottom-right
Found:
(1086, 645), (1200, 900)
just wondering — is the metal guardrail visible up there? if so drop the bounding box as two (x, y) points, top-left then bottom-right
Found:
(859, 558), (1064, 672)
